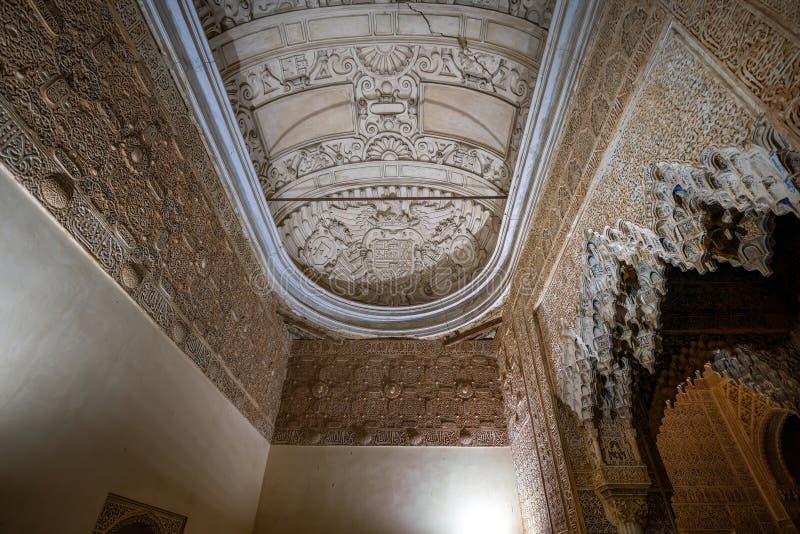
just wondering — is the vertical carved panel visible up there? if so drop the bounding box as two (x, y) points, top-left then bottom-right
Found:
(498, 306), (582, 533)
(658, 368), (794, 532)
(499, 332), (553, 533)
(0, 0), (290, 439)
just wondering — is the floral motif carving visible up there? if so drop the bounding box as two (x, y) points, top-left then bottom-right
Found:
(210, 4), (541, 307)
(193, 0), (556, 39)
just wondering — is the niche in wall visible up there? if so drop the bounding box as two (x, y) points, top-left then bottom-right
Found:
(92, 493), (187, 534)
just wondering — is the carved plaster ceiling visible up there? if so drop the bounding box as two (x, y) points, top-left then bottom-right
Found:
(194, 0), (554, 37)
(199, 2), (549, 307)
(146, 0), (596, 336)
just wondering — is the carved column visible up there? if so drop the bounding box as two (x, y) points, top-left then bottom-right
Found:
(589, 417), (650, 534)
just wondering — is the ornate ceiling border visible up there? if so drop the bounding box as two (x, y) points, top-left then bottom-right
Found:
(140, 0), (601, 337)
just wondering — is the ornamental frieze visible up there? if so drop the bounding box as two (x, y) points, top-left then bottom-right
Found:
(194, 0), (555, 39)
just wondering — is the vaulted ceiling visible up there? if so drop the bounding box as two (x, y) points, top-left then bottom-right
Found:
(196, 2), (549, 308)
(148, 0), (596, 336)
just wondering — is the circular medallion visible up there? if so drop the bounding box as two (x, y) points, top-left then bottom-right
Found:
(311, 382), (329, 398)
(40, 174), (73, 210)
(383, 382), (402, 399)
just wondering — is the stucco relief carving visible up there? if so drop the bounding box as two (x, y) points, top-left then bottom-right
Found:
(712, 340), (800, 415)
(646, 123), (800, 276)
(0, 0), (290, 440)
(512, 0), (800, 308)
(273, 340), (507, 446)
(280, 196), (497, 305)
(658, 366), (798, 532)
(207, 4), (542, 306)
(194, 0), (555, 39)
(226, 41), (534, 196)
(497, 3), (800, 531)
(498, 310), (582, 534)
(508, 0), (668, 305)
(551, 125), (798, 533)
(559, 127), (800, 423)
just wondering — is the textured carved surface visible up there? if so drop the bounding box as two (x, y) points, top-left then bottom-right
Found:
(92, 493), (186, 534)
(508, 0), (669, 306)
(272, 340), (507, 446)
(511, 0), (800, 307)
(498, 309), (580, 533)
(658, 367), (793, 532)
(207, 4), (544, 306)
(500, 3), (800, 530)
(558, 126), (799, 423)
(194, 0), (556, 39)
(0, 0), (290, 439)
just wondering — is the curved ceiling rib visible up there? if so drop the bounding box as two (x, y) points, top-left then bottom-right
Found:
(144, 0), (600, 337)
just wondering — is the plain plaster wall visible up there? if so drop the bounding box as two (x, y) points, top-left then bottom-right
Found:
(254, 445), (523, 534)
(0, 169), (269, 533)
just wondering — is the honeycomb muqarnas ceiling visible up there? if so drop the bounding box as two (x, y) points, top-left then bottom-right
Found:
(196, 1), (552, 307)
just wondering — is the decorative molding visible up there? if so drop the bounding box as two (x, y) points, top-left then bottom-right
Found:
(272, 340), (507, 446)
(193, 0), (556, 39)
(214, 5), (539, 307)
(499, 308), (582, 533)
(92, 493), (187, 534)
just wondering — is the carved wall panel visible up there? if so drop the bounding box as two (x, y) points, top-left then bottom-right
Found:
(272, 340), (507, 446)
(508, 0), (669, 306)
(557, 126), (799, 424)
(510, 0), (800, 308)
(537, 26), (760, 419)
(500, 5), (800, 531)
(92, 493), (187, 534)
(194, 0), (556, 39)
(498, 308), (581, 533)
(657, 367), (796, 532)
(202, 4), (545, 306)
(0, 0), (290, 439)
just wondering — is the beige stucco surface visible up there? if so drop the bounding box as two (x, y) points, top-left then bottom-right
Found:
(254, 445), (522, 534)
(0, 169), (269, 533)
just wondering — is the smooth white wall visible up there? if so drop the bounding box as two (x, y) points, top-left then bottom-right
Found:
(255, 446), (522, 534)
(0, 169), (269, 533)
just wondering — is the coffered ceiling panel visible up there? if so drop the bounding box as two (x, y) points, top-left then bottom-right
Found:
(256, 84), (356, 155)
(420, 83), (516, 155)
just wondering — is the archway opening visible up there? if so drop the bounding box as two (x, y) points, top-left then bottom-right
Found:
(781, 413), (800, 485)
(113, 523), (158, 534)
(628, 213), (800, 530)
